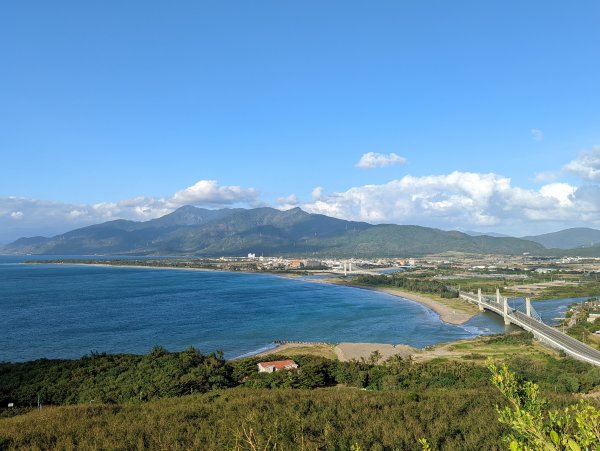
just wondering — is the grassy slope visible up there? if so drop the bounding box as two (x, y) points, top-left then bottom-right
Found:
(417, 335), (562, 364)
(0, 387), (510, 450)
(1, 335), (598, 450)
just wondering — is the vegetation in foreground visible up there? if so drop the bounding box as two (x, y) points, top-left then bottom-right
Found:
(0, 333), (599, 449)
(488, 362), (600, 451)
(0, 387), (514, 450)
(2, 333), (600, 409)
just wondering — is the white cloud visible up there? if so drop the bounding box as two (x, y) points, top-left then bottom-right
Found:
(311, 186), (323, 200)
(3, 164), (600, 244)
(302, 171), (596, 233)
(539, 183), (576, 207)
(564, 146), (600, 181)
(276, 194), (299, 210)
(0, 180), (260, 243)
(170, 180), (258, 207)
(356, 152), (407, 169)
(531, 129), (544, 141)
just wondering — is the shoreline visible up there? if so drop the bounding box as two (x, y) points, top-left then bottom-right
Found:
(307, 278), (476, 325)
(363, 286), (475, 325)
(24, 260), (324, 278)
(248, 341), (417, 363)
(27, 260), (477, 325)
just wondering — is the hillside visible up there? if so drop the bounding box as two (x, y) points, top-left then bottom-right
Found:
(523, 227), (600, 250)
(0, 339), (597, 450)
(0, 387), (507, 449)
(3, 206), (546, 257)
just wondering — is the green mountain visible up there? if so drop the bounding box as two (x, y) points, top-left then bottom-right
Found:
(3, 206), (546, 257)
(522, 227), (600, 250)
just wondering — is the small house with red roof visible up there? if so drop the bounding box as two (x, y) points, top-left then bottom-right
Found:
(257, 359), (298, 373)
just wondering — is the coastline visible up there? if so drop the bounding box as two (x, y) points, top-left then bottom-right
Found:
(366, 286), (476, 325)
(251, 341), (417, 363)
(28, 260), (477, 325)
(308, 278), (476, 325)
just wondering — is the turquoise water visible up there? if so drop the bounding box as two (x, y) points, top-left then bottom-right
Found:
(0, 256), (578, 362)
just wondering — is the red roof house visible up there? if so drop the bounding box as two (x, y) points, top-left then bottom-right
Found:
(257, 359), (298, 373)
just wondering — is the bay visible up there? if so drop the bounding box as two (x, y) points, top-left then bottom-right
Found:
(0, 256), (578, 362)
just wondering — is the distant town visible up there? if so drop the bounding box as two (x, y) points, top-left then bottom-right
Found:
(36, 251), (600, 274)
(30, 251), (600, 300)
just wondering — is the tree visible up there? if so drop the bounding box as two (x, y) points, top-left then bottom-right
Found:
(368, 350), (382, 365)
(487, 361), (600, 450)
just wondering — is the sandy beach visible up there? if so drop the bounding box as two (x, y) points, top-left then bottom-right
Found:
(255, 341), (417, 363)
(367, 287), (475, 325)
(334, 342), (416, 362)
(308, 278), (476, 325)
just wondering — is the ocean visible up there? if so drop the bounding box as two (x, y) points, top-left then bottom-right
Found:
(0, 256), (581, 362)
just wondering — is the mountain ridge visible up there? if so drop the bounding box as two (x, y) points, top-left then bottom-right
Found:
(0, 206), (566, 257)
(522, 227), (600, 250)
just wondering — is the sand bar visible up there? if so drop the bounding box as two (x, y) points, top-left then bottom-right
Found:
(254, 341), (416, 363)
(368, 287), (475, 325)
(334, 342), (416, 362)
(309, 278), (476, 325)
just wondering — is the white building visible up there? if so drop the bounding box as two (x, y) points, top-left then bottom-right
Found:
(257, 359), (298, 373)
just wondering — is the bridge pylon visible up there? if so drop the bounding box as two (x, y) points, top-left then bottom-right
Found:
(503, 297), (510, 325)
(477, 288), (484, 312)
(525, 297), (532, 317)
(496, 288), (501, 304)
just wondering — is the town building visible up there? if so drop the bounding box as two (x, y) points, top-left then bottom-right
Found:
(257, 359), (298, 373)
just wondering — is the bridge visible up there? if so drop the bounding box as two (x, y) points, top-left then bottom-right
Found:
(328, 261), (379, 276)
(459, 289), (600, 367)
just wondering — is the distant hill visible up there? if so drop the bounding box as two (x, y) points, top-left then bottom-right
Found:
(463, 230), (512, 238)
(3, 206), (547, 257)
(522, 228), (600, 250)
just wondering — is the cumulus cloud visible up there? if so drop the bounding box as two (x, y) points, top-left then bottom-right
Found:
(4, 165), (600, 244)
(356, 152), (407, 169)
(276, 194), (300, 210)
(531, 129), (544, 141)
(564, 146), (600, 181)
(302, 171), (598, 234)
(0, 180), (260, 243)
(311, 186), (323, 200)
(170, 180), (258, 207)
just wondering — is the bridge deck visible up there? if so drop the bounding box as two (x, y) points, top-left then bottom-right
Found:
(459, 291), (600, 366)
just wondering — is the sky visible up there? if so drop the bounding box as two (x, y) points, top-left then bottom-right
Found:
(1, 1), (600, 243)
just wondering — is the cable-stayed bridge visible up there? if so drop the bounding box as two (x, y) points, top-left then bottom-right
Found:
(459, 289), (600, 366)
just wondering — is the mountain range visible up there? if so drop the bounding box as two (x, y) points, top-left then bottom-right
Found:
(521, 228), (600, 250)
(3, 206), (599, 257)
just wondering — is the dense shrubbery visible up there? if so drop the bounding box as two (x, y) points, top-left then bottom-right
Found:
(488, 363), (600, 450)
(1, 345), (599, 449)
(3, 344), (600, 409)
(507, 354), (600, 394)
(354, 274), (459, 298)
(484, 331), (534, 346)
(0, 387), (512, 450)
(0, 346), (231, 406)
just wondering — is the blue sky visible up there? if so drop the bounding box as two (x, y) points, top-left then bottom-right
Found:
(1, 1), (600, 242)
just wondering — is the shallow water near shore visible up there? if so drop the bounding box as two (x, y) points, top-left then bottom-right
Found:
(0, 256), (581, 361)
